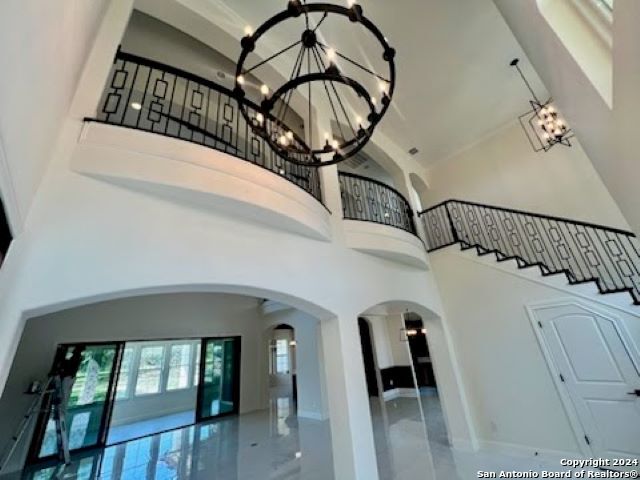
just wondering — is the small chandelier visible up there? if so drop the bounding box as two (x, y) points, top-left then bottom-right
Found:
(510, 58), (574, 152)
(234, 1), (396, 167)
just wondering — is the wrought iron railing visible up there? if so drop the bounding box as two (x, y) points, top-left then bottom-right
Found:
(92, 50), (323, 203)
(419, 200), (640, 305)
(339, 172), (417, 235)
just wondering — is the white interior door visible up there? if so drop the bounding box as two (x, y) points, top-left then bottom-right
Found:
(534, 303), (640, 469)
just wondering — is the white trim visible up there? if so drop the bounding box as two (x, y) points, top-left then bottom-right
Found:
(478, 439), (581, 464)
(382, 387), (417, 400)
(450, 437), (476, 452)
(297, 409), (329, 421)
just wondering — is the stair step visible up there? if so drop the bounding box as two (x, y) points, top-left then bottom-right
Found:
(451, 243), (637, 307)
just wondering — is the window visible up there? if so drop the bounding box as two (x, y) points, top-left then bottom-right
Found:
(275, 339), (289, 374)
(135, 346), (165, 395)
(115, 347), (134, 399)
(193, 343), (201, 386)
(167, 344), (192, 391)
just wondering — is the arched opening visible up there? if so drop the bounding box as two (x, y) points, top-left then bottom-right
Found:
(355, 299), (476, 480)
(0, 291), (335, 479)
(264, 322), (298, 432)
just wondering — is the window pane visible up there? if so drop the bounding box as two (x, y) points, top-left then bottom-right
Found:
(115, 347), (134, 400)
(169, 344), (191, 367)
(167, 365), (190, 391)
(135, 369), (161, 395)
(193, 343), (201, 386)
(276, 339), (289, 374)
(167, 344), (191, 391)
(135, 346), (164, 395)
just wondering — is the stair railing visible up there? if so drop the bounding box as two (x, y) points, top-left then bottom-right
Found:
(419, 200), (640, 305)
(90, 50), (323, 203)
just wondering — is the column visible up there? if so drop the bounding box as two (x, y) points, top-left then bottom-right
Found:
(321, 312), (379, 480)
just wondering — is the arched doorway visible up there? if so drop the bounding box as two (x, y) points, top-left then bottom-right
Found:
(0, 291), (338, 479)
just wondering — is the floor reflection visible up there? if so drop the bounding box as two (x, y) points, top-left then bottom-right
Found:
(371, 389), (436, 480)
(19, 387), (333, 480)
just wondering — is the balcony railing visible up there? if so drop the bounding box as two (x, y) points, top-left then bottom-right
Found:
(339, 172), (417, 235)
(92, 50), (322, 203)
(420, 199), (640, 304)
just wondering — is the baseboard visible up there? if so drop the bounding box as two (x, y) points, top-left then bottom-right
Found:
(383, 388), (417, 401)
(478, 439), (580, 463)
(450, 437), (477, 452)
(297, 409), (328, 421)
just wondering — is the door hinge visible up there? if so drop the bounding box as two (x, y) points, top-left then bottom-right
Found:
(537, 321), (543, 328)
(559, 373), (565, 383)
(584, 435), (591, 445)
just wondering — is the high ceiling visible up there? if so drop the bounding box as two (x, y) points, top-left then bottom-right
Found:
(140, 0), (548, 168)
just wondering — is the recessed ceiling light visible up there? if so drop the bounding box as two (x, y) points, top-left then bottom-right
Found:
(130, 102), (142, 110)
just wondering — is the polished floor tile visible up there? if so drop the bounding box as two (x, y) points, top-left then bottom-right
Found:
(11, 387), (597, 480)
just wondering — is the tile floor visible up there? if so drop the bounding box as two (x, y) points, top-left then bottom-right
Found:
(10, 387), (595, 479)
(107, 411), (195, 445)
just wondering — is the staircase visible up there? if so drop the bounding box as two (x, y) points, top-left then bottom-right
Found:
(419, 200), (640, 306)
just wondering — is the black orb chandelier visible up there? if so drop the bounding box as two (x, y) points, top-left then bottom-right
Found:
(234, 0), (396, 167)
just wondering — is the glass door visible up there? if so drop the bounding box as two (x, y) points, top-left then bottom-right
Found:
(196, 338), (240, 421)
(28, 343), (122, 462)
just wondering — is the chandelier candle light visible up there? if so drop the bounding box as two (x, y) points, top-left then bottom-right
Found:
(510, 58), (574, 152)
(234, 0), (396, 167)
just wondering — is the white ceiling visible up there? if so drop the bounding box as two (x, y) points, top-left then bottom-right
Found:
(140, 0), (548, 168)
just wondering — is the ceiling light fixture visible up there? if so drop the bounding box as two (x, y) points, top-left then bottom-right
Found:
(510, 58), (574, 152)
(234, 0), (396, 167)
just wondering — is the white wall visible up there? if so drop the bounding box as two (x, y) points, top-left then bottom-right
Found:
(493, 0), (640, 237)
(429, 246), (640, 458)
(424, 121), (629, 230)
(385, 315), (412, 367)
(0, 292), (264, 471)
(0, 0), (110, 232)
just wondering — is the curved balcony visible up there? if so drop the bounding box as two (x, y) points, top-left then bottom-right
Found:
(93, 51), (322, 203)
(338, 172), (428, 268)
(81, 51), (331, 241)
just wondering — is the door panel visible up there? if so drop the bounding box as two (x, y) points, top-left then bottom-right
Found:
(31, 343), (121, 461)
(196, 338), (240, 421)
(536, 304), (640, 468)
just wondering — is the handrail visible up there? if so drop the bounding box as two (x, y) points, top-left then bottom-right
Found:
(338, 171), (417, 235)
(420, 199), (640, 304)
(91, 50), (323, 203)
(114, 51), (309, 147)
(419, 198), (635, 238)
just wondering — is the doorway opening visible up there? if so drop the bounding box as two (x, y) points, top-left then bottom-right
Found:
(358, 318), (380, 397)
(268, 324), (297, 419)
(404, 314), (438, 392)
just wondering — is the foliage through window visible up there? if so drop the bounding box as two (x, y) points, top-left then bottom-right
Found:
(167, 344), (192, 391)
(276, 339), (289, 374)
(115, 347), (134, 399)
(135, 346), (165, 395)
